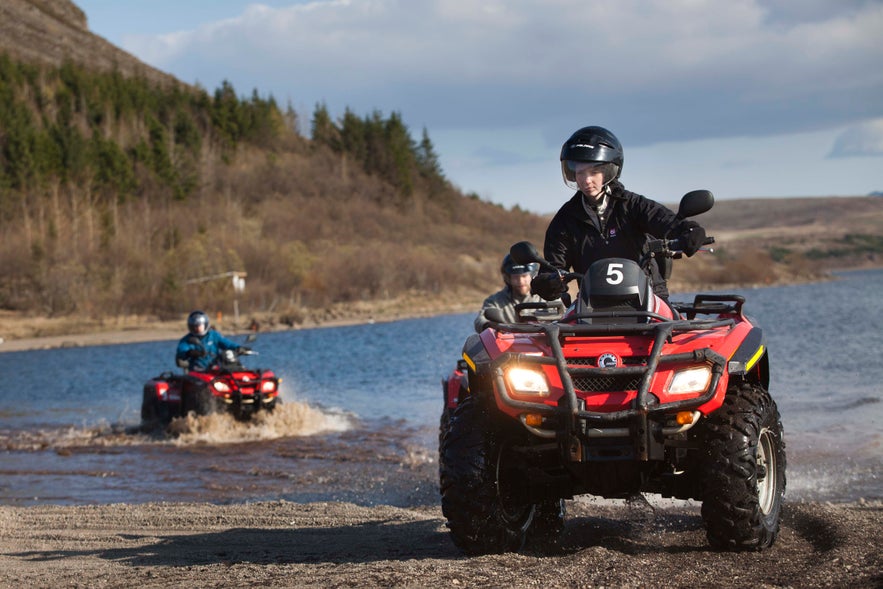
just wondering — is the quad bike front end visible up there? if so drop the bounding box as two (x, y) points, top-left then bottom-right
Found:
(439, 190), (785, 555)
(463, 295), (761, 464)
(202, 365), (281, 420)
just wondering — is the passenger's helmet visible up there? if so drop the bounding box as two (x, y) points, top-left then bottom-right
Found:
(500, 254), (539, 283)
(560, 126), (623, 191)
(187, 310), (210, 336)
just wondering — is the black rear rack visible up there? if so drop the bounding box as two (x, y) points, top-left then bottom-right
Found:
(672, 294), (746, 320)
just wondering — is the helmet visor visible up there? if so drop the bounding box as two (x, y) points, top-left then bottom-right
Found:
(561, 161), (618, 191)
(188, 314), (209, 336)
(508, 262), (539, 278)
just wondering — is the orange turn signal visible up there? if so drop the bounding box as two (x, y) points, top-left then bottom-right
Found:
(675, 411), (694, 425)
(524, 414), (544, 427)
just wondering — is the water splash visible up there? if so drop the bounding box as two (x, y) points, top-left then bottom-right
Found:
(0, 399), (353, 452)
(169, 400), (353, 444)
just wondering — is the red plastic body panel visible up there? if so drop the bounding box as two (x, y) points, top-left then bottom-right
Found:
(144, 368), (279, 406)
(473, 312), (754, 421)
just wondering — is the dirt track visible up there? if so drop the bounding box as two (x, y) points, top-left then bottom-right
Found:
(1, 499), (879, 588)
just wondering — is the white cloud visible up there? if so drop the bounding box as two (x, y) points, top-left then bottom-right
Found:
(830, 119), (883, 158)
(120, 0), (882, 150)
(106, 0), (882, 207)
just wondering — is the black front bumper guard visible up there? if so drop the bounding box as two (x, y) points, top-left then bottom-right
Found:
(483, 312), (733, 461)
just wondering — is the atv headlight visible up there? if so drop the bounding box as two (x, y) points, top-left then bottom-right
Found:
(506, 367), (550, 396)
(667, 366), (712, 395)
(260, 380), (277, 393)
(213, 381), (232, 393)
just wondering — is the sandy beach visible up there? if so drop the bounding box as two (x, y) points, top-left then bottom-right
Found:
(0, 498), (880, 587)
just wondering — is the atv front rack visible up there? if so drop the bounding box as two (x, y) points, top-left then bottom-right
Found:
(483, 306), (736, 461)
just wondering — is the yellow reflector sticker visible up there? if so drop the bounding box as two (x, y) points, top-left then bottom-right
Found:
(745, 345), (765, 371)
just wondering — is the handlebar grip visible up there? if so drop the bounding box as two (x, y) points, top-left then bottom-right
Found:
(703, 236), (715, 245)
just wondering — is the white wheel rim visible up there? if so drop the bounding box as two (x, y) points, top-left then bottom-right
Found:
(757, 427), (777, 514)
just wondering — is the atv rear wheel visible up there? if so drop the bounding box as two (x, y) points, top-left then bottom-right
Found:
(699, 382), (786, 551)
(140, 392), (172, 430)
(439, 395), (551, 555)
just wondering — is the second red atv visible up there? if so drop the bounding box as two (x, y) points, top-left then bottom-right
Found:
(141, 335), (280, 428)
(439, 190), (786, 554)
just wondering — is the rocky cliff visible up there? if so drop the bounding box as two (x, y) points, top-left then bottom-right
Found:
(0, 0), (179, 86)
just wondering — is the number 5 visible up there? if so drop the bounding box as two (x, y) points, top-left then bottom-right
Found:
(606, 263), (624, 285)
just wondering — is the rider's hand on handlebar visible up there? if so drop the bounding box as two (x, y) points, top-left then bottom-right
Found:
(187, 347), (206, 359)
(679, 223), (707, 257)
(531, 272), (566, 301)
(237, 346), (253, 355)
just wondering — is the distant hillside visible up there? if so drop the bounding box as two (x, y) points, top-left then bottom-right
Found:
(667, 195), (883, 291)
(0, 1), (549, 327)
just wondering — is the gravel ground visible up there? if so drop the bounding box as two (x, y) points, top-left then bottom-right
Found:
(1, 499), (880, 588)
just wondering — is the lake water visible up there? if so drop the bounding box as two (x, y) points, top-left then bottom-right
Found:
(0, 269), (880, 506)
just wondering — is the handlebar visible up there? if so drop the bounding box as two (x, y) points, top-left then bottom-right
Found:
(649, 235), (715, 256)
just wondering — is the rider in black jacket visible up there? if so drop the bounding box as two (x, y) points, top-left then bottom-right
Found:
(538, 126), (706, 300)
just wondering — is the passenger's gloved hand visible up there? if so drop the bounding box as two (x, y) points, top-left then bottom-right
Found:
(237, 346), (252, 355)
(678, 222), (707, 257)
(531, 272), (565, 301)
(187, 347), (206, 359)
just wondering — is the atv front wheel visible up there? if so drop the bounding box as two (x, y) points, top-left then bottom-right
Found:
(196, 387), (221, 415)
(439, 395), (549, 555)
(183, 386), (220, 417)
(526, 498), (566, 550)
(700, 382), (786, 550)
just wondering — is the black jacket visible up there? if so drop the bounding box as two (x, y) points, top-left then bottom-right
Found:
(543, 183), (693, 298)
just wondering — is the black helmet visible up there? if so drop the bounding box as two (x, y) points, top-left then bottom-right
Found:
(560, 126), (623, 190)
(187, 310), (210, 336)
(500, 254), (539, 279)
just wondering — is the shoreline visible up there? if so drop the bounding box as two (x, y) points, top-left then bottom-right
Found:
(0, 297), (483, 353)
(3, 265), (880, 354)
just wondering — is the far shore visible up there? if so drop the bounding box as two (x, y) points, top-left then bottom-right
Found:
(0, 297), (483, 354)
(4, 264), (880, 354)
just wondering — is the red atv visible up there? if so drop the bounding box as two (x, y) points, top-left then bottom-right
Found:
(141, 335), (280, 428)
(439, 190), (785, 554)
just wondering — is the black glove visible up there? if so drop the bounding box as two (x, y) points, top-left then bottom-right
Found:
(237, 346), (252, 355)
(531, 272), (565, 301)
(679, 222), (707, 257)
(187, 346), (207, 359)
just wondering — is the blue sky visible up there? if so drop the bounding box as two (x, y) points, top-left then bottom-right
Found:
(76, 0), (882, 214)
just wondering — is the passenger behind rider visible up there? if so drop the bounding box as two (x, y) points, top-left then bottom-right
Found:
(474, 255), (543, 332)
(533, 125), (707, 302)
(176, 310), (247, 371)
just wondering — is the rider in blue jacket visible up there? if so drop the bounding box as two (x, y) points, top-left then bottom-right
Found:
(176, 310), (243, 371)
